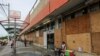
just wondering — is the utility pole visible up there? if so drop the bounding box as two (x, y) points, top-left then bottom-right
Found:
(8, 3), (10, 43)
(13, 18), (16, 56)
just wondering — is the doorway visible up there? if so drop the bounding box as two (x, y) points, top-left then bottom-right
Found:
(47, 33), (54, 49)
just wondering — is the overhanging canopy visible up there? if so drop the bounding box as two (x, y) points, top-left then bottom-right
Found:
(0, 20), (29, 35)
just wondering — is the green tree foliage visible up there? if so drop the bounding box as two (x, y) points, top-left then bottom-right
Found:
(0, 36), (7, 40)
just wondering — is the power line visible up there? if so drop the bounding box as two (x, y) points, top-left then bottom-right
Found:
(0, 4), (8, 16)
(0, 8), (7, 17)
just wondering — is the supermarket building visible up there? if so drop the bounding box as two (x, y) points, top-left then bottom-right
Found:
(20, 0), (100, 55)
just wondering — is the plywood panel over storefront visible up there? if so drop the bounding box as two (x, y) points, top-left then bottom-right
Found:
(66, 15), (90, 35)
(78, 15), (90, 33)
(35, 37), (39, 44)
(38, 37), (44, 45)
(39, 30), (43, 37)
(92, 32), (100, 54)
(66, 18), (79, 34)
(54, 29), (62, 48)
(90, 10), (100, 32)
(66, 33), (91, 53)
(29, 33), (34, 41)
(32, 32), (36, 43)
(61, 21), (66, 42)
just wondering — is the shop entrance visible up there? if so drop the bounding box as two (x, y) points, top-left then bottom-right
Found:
(47, 33), (54, 49)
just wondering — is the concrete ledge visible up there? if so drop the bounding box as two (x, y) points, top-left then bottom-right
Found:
(75, 52), (100, 56)
(33, 43), (47, 49)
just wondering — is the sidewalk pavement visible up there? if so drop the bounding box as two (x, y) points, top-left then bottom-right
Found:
(0, 41), (42, 56)
(0, 42), (13, 56)
(32, 44), (55, 56)
(0, 41), (55, 56)
(16, 41), (55, 56)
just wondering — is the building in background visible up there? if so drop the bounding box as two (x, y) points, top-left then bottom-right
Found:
(20, 0), (100, 55)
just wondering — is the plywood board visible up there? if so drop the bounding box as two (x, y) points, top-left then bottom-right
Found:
(90, 10), (100, 32)
(39, 30), (43, 37)
(38, 37), (44, 45)
(66, 33), (91, 53)
(35, 37), (39, 44)
(31, 32), (36, 43)
(61, 21), (66, 42)
(54, 29), (62, 48)
(78, 15), (90, 33)
(66, 18), (79, 34)
(29, 33), (33, 41)
(66, 15), (90, 35)
(92, 32), (100, 54)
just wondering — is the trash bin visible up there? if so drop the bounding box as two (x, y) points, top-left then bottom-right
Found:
(65, 50), (75, 56)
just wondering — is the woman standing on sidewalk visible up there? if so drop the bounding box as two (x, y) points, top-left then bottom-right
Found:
(11, 39), (14, 48)
(60, 41), (67, 56)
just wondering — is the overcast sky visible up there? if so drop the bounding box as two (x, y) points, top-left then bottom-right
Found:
(0, 0), (37, 37)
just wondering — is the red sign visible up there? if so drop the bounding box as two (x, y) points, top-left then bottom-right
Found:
(10, 10), (21, 19)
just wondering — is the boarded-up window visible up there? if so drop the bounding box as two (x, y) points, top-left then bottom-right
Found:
(66, 33), (91, 53)
(54, 29), (62, 48)
(66, 14), (90, 34)
(39, 29), (43, 37)
(90, 11), (100, 32)
(92, 32), (100, 54)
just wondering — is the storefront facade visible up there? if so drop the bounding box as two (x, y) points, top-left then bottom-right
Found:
(20, 0), (100, 55)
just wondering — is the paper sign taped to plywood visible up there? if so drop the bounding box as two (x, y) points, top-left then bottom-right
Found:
(36, 31), (39, 37)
